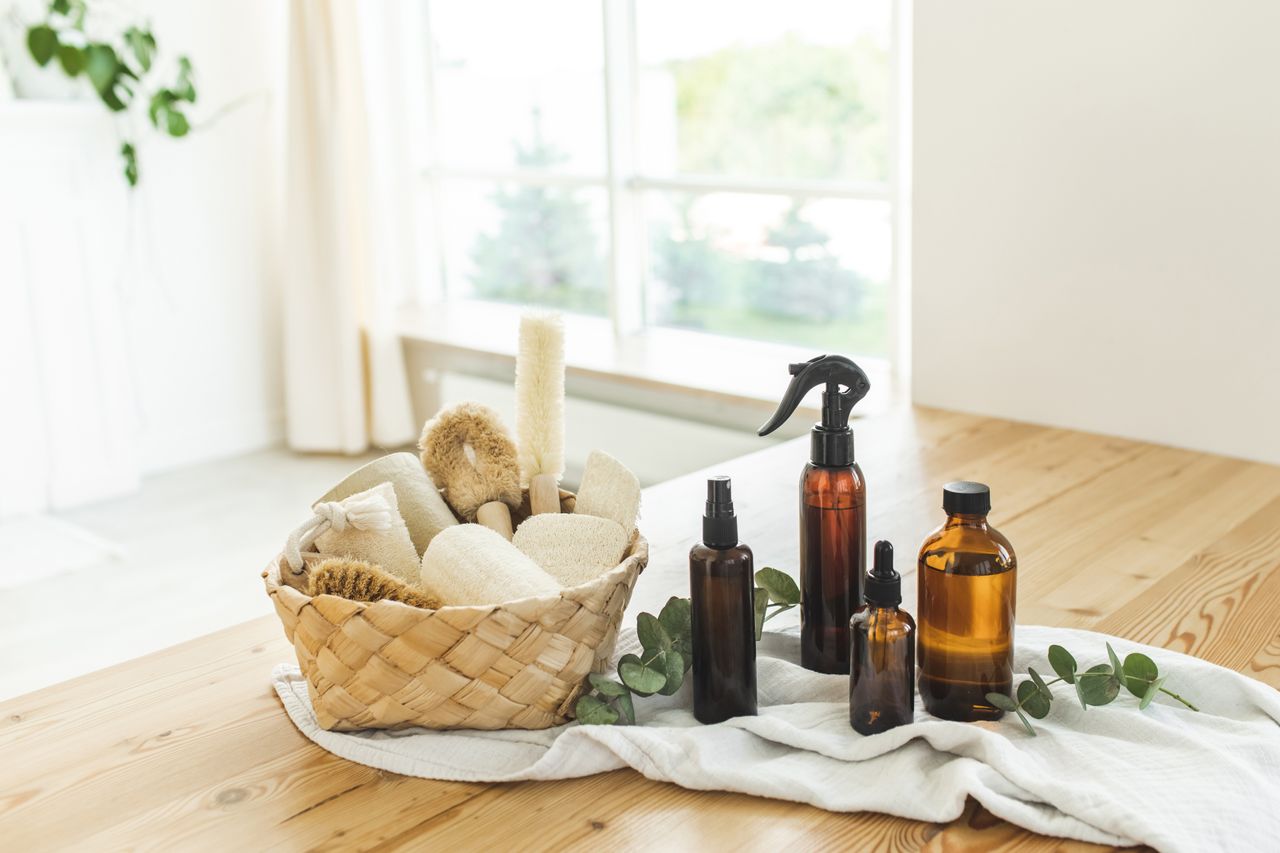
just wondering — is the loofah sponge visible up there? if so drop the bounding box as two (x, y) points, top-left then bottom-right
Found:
(515, 312), (566, 488)
(573, 450), (641, 539)
(309, 557), (442, 609)
(313, 482), (421, 586)
(420, 524), (560, 606)
(512, 513), (627, 588)
(419, 403), (522, 522)
(316, 451), (458, 556)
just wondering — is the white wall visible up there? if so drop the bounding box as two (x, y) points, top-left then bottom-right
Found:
(912, 1), (1280, 465)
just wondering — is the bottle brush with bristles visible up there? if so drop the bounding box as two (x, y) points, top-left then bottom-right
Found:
(515, 312), (566, 515)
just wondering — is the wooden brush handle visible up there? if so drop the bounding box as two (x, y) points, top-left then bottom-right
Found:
(529, 473), (561, 515)
(475, 501), (514, 540)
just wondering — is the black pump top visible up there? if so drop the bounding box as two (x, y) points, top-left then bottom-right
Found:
(702, 476), (738, 547)
(757, 354), (871, 467)
(864, 540), (901, 607)
(943, 481), (991, 516)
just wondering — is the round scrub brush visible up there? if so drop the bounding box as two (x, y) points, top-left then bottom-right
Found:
(515, 312), (566, 515)
(419, 402), (522, 539)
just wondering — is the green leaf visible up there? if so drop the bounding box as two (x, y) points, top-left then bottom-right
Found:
(1106, 642), (1124, 678)
(164, 107), (190, 137)
(1139, 676), (1166, 711)
(51, 0), (72, 14)
(618, 653), (666, 696)
(756, 567), (800, 605)
(175, 55), (196, 102)
(658, 649), (685, 696)
(124, 26), (155, 72)
(614, 689), (635, 724)
(636, 612), (671, 653)
(148, 89), (173, 128)
(120, 142), (138, 187)
(1078, 664), (1121, 706)
(27, 25), (58, 66)
(658, 596), (690, 643)
(56, 43), (83, 76)
(1014, 707), (1037, 736)
(1122, 652), (1159, 697)
(1048, 645), (1077, 684)
(1018, 679), (1051, 719)
(1027, 666), (1052, 698)
(84, 43), (118, 93)
(575, 694), (619, 725)
(753, 586), (767, 641)
(587, 673), (628, 697)
(985, 691), (1017, 712)
(1074, 677), (1088, 710)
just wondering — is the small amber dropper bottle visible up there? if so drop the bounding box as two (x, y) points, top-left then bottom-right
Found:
(850, 540), (915, 734)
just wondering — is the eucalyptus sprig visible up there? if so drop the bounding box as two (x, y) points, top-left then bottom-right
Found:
(576, 567), (798, 725)
(987, 642), (1199, 736)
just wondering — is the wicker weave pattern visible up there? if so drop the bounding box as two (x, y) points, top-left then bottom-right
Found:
(263, 491), (646, 731)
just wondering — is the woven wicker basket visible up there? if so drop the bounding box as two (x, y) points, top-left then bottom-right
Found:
(262, 490), (647, 731)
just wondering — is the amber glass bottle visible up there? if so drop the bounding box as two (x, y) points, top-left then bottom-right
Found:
(800, 460), (865, 673)
(690, 477), (757, 724)
(917, 482), (1017, 721)
(850, 541), (915, 735)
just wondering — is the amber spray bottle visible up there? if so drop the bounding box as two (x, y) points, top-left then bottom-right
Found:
(759, 355), (871, 673)
(917, 482), (1017, 721)
(850, 541), (915, 735)
(690, 476), (757, 724)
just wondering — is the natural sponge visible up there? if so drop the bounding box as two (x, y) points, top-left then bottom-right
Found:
(573, 450), (641, 539)
(313, 482), (421, 586)
(316, 451), (457, 556)
(420, 524), (560, 606)
(512, 513), (627, 588)
(309, 557), (442, 609)
(419, 403), (522, 521)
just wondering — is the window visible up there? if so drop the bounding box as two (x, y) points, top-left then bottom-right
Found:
(419, 0), (898, 360)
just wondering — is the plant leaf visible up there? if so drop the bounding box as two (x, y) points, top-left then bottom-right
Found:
(1048, 645), (1077, 684)
(120, 142), (138, 187)
(575, 694), (619, 725)
(124, 26), (155, 72)
(1122, 652), (1159, 697)
(658, 650), (685, 695)
(636, 612), (671, 653)
(658, 596), (690, 642)
(1139, 676), (1167, 711)
(51, 0), (72, 14)
(1074, 677), (1088, 710)
(175, 55), (197, 102)
(164, 107), (190, 137)
(756, 567), (800, 605)
(1018, 680), (1051, 719)
(1078, 664), (1121, 706)
(985, 691), (1017, 712)
(614, 689), (635, 724)
(1014, 707), (1037, 736)
(27, 25), (58, 66)
(753, 586), (767, 641)
(619, 653), (667, 696)
(1106, 642), (1124, 677)
(587, 673), (628, 697)
(56, 43), (83, 76)
(84, 43), (118, 93)
(1027, 666), (1054, 702)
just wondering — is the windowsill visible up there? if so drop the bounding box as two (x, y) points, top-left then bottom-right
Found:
(397, 300), (894, 436)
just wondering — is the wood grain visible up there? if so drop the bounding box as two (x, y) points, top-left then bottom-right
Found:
(2, 405), (1278, 851)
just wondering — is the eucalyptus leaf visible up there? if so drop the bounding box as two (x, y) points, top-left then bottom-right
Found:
(1018, 680), (1051, 719)
(1106, 642), (1124, 678)
(587, 673), (628, 697)
(986, 691), (1017, 712)
(753, 586), (767, 641)
(614, 689), (635, 724)
(636, 612), (671, 652)
(619, 654), (667, 696)
(1048, 644), (1077, 684)
(756, 567), (801, 605)
(27, 25), (58, 66)
(1079, 664), (1121, 706)
(1014, 707), (1037, 736)
(1139, 676), (1166, 711)
(1027, 666), (1053, 703)
(658, 597), (691, 643)
(1123, 652), (1159, 697)
(1074, 677), (1088, 710)
(658, 650), (685, 695)
(575, 694), (619, 725)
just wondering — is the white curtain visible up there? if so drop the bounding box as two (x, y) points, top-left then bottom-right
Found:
(282, 0), (419, 452)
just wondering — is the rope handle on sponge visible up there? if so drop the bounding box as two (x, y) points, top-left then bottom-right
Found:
(283, 490), (394, 575)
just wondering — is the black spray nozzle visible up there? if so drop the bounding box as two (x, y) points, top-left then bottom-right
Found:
(702, 476), (738, 547)
(864, 540), (901, 607)
(757, 354), (871, 466)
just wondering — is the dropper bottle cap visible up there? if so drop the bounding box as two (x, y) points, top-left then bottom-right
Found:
(702, 476), (738, 548)
(864, 540), (901, 607)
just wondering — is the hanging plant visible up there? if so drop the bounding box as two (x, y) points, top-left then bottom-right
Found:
(25, 0), (197, 187)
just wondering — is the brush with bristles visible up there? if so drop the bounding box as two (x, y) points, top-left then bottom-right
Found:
(515, 312), (566, 515)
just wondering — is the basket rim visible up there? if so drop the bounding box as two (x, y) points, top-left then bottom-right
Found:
(263, 530), (649, 615)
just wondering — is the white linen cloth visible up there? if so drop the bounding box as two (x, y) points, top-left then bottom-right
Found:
(272, 625), (1280, 852)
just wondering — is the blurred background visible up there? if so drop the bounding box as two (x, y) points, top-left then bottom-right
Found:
(1, 0), (1276, 698)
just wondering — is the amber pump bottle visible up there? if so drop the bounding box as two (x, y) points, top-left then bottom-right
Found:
(759, 354), (871, 674)
(850, 541), (915, 735)
(690, 476), (757, 724)
(917, 482), (1017, 721)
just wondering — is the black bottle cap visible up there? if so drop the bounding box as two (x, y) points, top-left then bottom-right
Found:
(757, 354), (871, 467)
(864, 540), (900, 607)
(943, 481), (991, 516)
(702, 476), (738, 547)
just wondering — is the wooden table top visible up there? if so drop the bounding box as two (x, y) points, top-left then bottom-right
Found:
(4, 405), (1280, 851)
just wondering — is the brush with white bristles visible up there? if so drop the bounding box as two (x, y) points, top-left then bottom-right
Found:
(515, 312), (566, 515)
